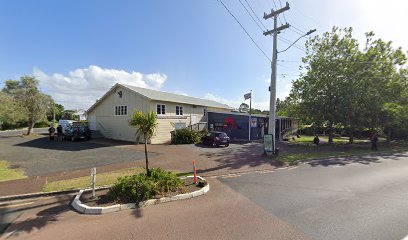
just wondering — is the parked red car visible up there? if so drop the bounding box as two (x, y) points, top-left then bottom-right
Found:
(201, 131), (230, 147)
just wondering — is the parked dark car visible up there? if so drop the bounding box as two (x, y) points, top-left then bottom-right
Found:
(201, 131), (230, 147)
(64, 122), (91, 141)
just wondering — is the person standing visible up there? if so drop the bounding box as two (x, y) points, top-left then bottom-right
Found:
(313, 134), (320, 145)
(57, 125), (63, 141)
(48, 125), (56, 141)
(371, 131), (378, 150)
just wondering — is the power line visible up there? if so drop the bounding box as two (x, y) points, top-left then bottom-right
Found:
(278, 60), (395, 64)
(279, 35), (307, 51)
(291, 25), (307, 35)
(288, 27), (305, 36)
(217, 0), (272, 62)
(278, 0), (288, 24)
(238, 0), (265, 32)
(271, 0), (284, 25)
(278, 36), (307, 52)
(278, 73), (398, 79)
(244, 0), (267, 30)
(292, 7), (321, 27)
(277, 63), (291, 69)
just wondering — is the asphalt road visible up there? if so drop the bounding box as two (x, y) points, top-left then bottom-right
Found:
(220, 151), (408, 240)
(0, 180), (308, 240)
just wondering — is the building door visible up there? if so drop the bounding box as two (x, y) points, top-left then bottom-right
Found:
(191, 115), (198, 125)
(89, 115), (97, 130)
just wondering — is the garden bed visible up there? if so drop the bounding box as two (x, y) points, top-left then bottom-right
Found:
(71, 176), (209, 214)
(80, 177), (201, 207)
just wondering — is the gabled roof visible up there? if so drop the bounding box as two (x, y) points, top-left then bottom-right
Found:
(122, 84), (233, 109)
(87, 83), (233, 113)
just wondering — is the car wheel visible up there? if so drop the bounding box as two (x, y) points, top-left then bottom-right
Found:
(212, 142), (217, 148)
(225, 143), (229, 147)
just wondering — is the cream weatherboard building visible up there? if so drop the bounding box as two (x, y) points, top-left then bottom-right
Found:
(87, 83), (233, 144)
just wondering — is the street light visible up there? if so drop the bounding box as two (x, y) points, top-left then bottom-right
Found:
(278, 29), (316, 54)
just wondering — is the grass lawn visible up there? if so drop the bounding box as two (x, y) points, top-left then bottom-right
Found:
(43, 167), (144, 192)
(278, 143), (408, 165)
(0, 160), (27, 182)
(43, 167), (192, 192)
(290, 135), (369, 144)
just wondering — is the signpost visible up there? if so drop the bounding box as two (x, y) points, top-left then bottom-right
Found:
(91, 167), (96, 198)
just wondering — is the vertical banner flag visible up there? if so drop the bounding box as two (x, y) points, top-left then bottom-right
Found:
(244, 92), (251, 100)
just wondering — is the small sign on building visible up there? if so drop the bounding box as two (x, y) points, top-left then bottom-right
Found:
(250, 117), (257, 128)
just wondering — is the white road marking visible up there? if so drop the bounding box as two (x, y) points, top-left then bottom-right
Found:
(0, 201), (35, 209)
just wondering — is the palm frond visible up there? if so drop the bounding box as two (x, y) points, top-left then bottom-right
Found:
(129, 111), (158, 140)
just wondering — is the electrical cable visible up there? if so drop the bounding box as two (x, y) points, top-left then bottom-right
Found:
(238, 0), (265, 32)
(243, 0), (268, 30)
(217, 0), (272, 62)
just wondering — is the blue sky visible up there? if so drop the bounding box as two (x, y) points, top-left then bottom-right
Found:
(0, 0), (407, 110)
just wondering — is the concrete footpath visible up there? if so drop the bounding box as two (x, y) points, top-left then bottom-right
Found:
(0, 179), (309, 240)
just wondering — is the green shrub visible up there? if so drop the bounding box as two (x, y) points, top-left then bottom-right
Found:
(108, 168), (184, 203)
(172, 129), (207, 144)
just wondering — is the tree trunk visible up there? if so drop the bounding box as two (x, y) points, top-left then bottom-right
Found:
(349, 134), (354, 143)
(144, 139), (150, 176)
(27, 121), (35, 135)
(328, 124), (334, 143)
(387, 128), (392, 143)
(349, 127), (354, 143)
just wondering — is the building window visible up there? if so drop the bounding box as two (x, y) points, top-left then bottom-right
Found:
(176, 106), (183, 115)
(156, 104), (166, 115)
(203, 109), (206, 116)
(114, 105), (128, 116)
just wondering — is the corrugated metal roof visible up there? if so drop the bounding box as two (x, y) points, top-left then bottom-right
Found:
(122, 84), (233, 109)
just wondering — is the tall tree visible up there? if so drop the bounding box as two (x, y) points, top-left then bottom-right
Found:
(290, 27), (407, 142)
(27, 79), (51, 134)
(238, 103), (249, 113)
(0, 92), (27, 129)
(12, 76), (52, 135)
(291, 27), (360, 142)
(129, 111), (158, 176)
(2, 80), (20, 96)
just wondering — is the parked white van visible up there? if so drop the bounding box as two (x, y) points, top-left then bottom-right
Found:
(57, 120), (75, 132)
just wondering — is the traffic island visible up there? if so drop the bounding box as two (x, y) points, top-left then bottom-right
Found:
(71, 176), (209, 215)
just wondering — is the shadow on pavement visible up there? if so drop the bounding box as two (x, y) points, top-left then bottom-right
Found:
(0, 195), (73, 237)
(306, 151), (408, 167)
(194, 143), (229, 149)
(196, 143), (282, 175)
(132, 207), (143, 219)
(14, 137), (119, 152)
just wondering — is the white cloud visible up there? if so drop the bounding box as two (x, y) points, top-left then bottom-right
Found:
(33, 65), (167, 109)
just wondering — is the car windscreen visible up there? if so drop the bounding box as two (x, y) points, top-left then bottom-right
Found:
(217, 133), (227, 137)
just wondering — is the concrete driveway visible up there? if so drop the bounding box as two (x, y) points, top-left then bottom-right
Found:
(1, 135), (280, 178)
(0, 136), (281, 196)
(0, 136), (149, 177)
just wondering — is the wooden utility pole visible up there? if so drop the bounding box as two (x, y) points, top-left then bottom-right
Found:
(263, 2), (290, 154)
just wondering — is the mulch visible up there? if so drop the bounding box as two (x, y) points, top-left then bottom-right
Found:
(79, 177), (204, 207)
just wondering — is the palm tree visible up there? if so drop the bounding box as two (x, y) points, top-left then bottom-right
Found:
(129, 111), (158, 175)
